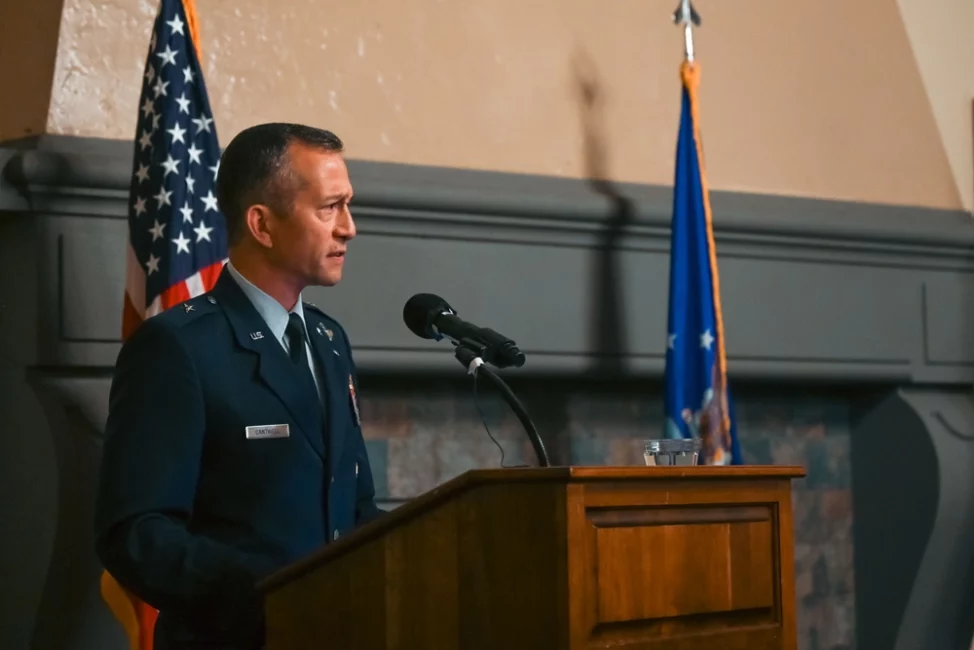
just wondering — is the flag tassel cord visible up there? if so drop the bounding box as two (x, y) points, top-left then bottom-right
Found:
(671, 0), (733, 451)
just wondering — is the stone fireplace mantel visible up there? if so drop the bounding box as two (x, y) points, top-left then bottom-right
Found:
(3, 134), (974, 650)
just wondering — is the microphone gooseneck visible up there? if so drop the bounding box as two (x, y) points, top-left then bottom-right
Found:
(454, 345), (549, 468)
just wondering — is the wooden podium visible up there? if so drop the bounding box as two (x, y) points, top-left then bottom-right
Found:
(258, 465), (804, 650)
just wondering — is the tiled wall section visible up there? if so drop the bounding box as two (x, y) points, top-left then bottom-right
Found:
(357, 375), (856, 650)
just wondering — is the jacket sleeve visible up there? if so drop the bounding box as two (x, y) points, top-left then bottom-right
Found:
(94, 316), (276, 642)
(340, 327), (385, 526)
(353, 430), (384, 525)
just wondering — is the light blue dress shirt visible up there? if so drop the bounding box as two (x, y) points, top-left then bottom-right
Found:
(225, 261), (324, 404)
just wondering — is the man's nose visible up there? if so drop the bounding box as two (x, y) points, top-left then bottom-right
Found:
(336, 205), (356, 240)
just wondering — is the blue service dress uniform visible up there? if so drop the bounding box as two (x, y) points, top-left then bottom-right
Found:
(94, 265), (382, 650)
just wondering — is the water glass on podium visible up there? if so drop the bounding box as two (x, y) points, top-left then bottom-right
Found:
(643, 438), (701, 466)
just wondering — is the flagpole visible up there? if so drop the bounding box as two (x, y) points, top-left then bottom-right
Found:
(672, 0), (700, 63)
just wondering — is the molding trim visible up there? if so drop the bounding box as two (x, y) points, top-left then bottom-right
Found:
(4, 135), (973, 252)
(3, 134), (974, 384)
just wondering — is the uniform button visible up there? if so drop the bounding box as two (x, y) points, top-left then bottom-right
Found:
(331, 476), (335, 484)
(206, 296), (216, 304)
(333, 530), (340, 540)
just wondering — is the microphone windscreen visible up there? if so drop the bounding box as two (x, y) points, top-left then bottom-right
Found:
(403, 293), (452, 340)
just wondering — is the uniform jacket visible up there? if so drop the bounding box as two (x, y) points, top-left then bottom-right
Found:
(94, 266), (382, 649)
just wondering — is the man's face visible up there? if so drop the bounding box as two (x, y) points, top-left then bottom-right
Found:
(266, 143), (356, 287)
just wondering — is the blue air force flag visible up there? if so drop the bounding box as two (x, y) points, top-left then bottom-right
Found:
(663, 62), (741, 466)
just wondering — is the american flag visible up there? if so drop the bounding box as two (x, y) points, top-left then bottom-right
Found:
(106, 2), (222, 647)
(122, 0), (227, 340)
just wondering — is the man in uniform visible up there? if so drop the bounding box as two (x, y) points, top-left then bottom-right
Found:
(94, 123), (382, 650)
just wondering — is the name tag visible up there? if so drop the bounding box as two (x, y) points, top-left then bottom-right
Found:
(245, 424), (290, 440)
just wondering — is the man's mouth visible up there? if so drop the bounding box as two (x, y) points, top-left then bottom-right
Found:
(327, 250), (346, 258)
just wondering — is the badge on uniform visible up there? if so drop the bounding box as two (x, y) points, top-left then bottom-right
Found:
(315, 323), (334, 341)
(348, 374), (361, 426)
(245, 423), (290, 440)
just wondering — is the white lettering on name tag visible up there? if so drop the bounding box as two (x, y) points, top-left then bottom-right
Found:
(245, 424), (290, 440)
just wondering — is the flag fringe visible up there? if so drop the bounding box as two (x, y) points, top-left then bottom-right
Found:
(100, 571), (158, 650)
(181, 0), (203, 60)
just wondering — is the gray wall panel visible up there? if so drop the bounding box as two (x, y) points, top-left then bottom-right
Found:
(5, 135), (973, 383)
(311, 232), (598, 355)
(4, 133), (974, 650)
(36, 215), (127, 366)
(0, 213), (41, 366)
(307, 231), (925, 376)
(924, 275), (974, 366)
(59, 229), (127, 343)
(0, 209), (53, 650)
(719, 256), (918, 364)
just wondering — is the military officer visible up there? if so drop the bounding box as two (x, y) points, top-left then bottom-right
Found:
(94, 123), (382, 650)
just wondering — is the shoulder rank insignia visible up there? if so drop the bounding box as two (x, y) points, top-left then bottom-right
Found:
(182, 303), (194, 313)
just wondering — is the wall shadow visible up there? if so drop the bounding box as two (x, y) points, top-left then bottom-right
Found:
(573, 50), (635, 380)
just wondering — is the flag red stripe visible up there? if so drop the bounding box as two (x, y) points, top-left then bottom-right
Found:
(158, 260), (226, 310)
(159, 280), (191, 310)
(136, 601), (158, 650)
(198, 259), (225, 290)
(126, 259), (227, 335)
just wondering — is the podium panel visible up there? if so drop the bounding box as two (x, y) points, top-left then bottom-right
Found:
(259, 466), (802, 650)
(567, 478), (796, 649)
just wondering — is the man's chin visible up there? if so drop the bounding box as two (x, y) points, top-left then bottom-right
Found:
(313, 271), (343, 287)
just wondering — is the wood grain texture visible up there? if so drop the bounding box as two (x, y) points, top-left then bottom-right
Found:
(259, 466), (803, 591)
(458, 483), (569, 649)
(261, 466), (803, 650)
(592, 512), (774, 621)
(568, 472), (799, 649)
(776, 480), (799, 650)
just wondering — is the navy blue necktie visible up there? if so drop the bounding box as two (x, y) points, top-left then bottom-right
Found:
(285, 313), (310, 368)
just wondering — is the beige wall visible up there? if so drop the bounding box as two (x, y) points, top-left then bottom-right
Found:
(896, 0), (974, 212)
(9, 0), (970, 211)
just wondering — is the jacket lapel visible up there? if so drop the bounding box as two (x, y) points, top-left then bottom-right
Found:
(209, 269), (325, 462)
(306, 315), (348, 477)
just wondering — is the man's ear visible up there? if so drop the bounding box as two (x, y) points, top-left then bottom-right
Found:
(244, 204), (275, 249)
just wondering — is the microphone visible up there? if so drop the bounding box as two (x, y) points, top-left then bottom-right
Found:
(402, 293), (526, 368)
(402, 293), (548, 466)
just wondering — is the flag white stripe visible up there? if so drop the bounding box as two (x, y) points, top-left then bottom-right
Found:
(184, 270), (206, 298)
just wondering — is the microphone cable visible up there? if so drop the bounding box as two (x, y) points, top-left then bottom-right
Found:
(471, 370), (512, 468)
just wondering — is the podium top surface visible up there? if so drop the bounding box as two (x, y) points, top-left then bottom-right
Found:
(258, 464), (804, 592)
